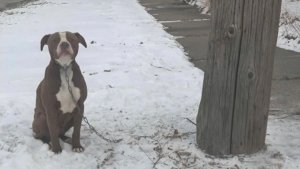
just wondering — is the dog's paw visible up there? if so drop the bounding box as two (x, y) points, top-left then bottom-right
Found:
(52, 148), (62, 154)
(73, 147), (84, 153)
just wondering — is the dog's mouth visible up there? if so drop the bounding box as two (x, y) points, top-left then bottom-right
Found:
(58, 50), (72, 57)
(60, 51), (71, 55)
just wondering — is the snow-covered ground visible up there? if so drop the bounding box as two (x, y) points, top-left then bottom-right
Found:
(0, 0), (299, 169)
(184, 0), (210, 14)
(277, 0), (300, 52)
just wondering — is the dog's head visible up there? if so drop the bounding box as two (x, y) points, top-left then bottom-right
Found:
(40, 31), (87, 67)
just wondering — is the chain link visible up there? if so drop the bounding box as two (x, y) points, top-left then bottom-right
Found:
(62, 66), (122, 143)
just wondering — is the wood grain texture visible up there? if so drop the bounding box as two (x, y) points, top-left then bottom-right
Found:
(231, 0), (282, 155)
(196, 0), (282, 155)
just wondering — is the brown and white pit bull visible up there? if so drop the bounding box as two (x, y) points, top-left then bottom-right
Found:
(32, 31), (87, 154)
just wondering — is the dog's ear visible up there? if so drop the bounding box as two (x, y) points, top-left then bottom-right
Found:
(74, 32), (87, 48)
(40, 34), (51, 51)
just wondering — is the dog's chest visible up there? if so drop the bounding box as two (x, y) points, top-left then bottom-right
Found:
(56, 66), (81, 114)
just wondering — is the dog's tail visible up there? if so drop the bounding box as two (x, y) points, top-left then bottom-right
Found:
(59, 135), (72, 145)
(33, 135), (52, 149)
(40, 136), (51, 144)
(34, 134), (72, 147)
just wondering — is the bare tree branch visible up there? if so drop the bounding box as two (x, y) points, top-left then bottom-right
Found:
(138, 144), (154, 164)
(185, 118), (196, 126)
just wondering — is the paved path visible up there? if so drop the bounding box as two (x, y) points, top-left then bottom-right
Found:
(140, 0), (300, 115)
(0, 0), (35, 12)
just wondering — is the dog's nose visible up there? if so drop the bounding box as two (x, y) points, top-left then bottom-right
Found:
(60, 42), (70, 49)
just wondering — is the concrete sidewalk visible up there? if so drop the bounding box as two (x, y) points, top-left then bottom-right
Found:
(0, 0), (36, 12)
(140, 0), (300, 115)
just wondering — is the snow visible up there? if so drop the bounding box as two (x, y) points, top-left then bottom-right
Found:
(184, 0), (210, 14)
(277, 28), (300, 53)
(0, 0), (299, 169)
(277, 0), (300, 53)
(158, 19), (210, 24)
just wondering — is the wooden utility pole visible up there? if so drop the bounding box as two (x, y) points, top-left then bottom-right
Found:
(196, 0), (282, 155)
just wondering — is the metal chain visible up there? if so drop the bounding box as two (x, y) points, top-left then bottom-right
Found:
(62, 66), (122, 143)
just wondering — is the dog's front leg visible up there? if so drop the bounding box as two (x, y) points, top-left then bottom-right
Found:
(72, 104), (84, 152)
(46, 109), (61, 153)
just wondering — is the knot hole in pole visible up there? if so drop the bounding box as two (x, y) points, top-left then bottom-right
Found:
(248, 71), (254, 80)
(228, 24), (236, 38)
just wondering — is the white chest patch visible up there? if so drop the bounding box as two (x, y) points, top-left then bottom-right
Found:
(56, 65), (81, 114)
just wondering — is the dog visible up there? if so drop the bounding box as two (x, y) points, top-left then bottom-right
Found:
(32, 31), (87, 153)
